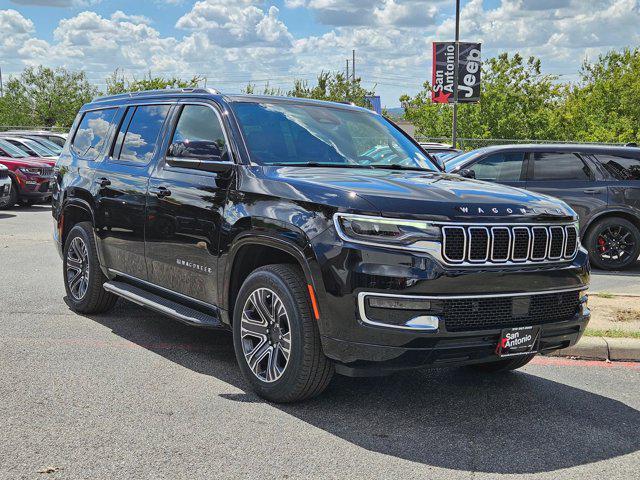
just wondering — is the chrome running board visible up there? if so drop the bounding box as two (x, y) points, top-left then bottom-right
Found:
(104, 281), (222, 328)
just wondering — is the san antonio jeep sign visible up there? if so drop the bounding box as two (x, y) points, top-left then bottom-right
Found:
(432, 42), (481, 104)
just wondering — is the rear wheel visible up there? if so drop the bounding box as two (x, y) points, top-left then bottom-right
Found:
(232, 264), (333, 403)
(586, 217), (640, 270)
(468, 354), (536, 373)
(63, 222), (118, 314)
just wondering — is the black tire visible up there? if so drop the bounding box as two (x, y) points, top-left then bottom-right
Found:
(232, 264), (334, 403)
(63, 222), (118, 314)
(585, 217), (640, 270)
(468, 354), (536, 373)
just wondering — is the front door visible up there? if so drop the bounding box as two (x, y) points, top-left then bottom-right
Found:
(93, 103), (172, 280)
(145, 102), (233, 305)
(525, 152), (607, 225)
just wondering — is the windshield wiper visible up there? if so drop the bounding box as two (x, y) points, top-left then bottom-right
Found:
(368, 164), (431, 172)
(268, 162), (372, 168)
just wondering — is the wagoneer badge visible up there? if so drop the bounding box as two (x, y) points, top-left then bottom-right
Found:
(456, 206), (565, 216)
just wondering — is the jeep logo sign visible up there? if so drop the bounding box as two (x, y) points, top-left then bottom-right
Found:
(432, 42), (481, 104)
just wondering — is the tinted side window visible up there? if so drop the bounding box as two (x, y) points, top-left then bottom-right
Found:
(113, 105), (170, 164)
(532, 152), (591, 181)
(470, 152), (525, 181)
(71, 108), (117, 160)
(168, 105), (228, 161)
(596, 154), (640, 180)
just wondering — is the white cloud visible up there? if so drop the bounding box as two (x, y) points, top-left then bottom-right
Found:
(10, 0), (102, 7)
(1, 0), (640, 106)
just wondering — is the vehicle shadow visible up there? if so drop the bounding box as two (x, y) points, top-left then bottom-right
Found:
(77, 300), (640, 475)
(0, 213), (16, 219)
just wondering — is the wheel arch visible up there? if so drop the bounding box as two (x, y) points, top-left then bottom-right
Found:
(581, 208), (640, 239)
(222, 234), (320, 326)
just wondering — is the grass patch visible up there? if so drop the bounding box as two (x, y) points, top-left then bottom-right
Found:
(584, 329), (640, 339)
(595, 292), (615, 298)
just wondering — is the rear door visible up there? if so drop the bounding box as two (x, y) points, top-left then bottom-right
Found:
(145, 101), (233, 305)
(595, 152), (640, 215)
(92, 103), (172, 280)
(464, 151), (527, 188)
(525, 151), (607, 225)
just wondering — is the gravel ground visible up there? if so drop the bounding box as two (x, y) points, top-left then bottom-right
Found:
(1, 206), (639, 480)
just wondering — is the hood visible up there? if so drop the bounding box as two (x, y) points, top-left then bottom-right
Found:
(0, 156), (54, 170)
(266, 167), (576, 222)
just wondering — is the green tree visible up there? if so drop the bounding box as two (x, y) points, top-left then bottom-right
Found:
(244, 71), (376, 107)
(553, 48), (640, 143)
(401, 53), (564, 144)
(105, 69), (204, 95)
(0, 66), (97, 128)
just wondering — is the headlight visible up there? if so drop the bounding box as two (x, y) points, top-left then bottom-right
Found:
(17, 167), (41, 175)
(334, 213), (441, 251)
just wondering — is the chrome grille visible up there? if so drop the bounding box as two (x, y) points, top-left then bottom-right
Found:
(442, 224), (579, 265)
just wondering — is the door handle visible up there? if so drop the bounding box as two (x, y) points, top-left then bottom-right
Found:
(583, 188), (598, 194)
(150, 186), (171, 198)
(95, 177), (111, 187)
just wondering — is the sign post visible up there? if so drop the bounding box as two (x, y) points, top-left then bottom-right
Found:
(431, 1), (481, 148)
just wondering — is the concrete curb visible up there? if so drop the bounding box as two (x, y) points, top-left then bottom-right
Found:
(548, 336), (640, 362)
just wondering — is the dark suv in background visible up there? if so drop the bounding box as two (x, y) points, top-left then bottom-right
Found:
(53, 89), (590, 402)
(446, 144), (640, 270)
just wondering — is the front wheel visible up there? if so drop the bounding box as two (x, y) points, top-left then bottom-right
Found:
(585, 217), (640, 270)
(232, 264), (334, 403)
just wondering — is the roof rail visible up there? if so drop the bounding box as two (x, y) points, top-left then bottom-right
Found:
(92, 87), (221, 103)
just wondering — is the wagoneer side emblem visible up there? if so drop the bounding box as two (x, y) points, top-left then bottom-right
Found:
(176, 259), (213, 274)
(456, 206), (565, 216)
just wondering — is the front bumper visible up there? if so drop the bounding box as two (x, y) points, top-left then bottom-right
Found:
(323, 311), (589, 376)
(0, 178), (11, 206)
(310, 228), (590, 375)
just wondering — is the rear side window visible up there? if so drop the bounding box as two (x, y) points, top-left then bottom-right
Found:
(112, 105), (170, 164)
(532, 152), (591, 181)
(168, 105), (228, 161)
(71, 108), (117, 160)
(596, 154), (640, 180)
(470, 152), (525, 181)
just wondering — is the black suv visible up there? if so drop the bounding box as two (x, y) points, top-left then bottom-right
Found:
(446, 144), (640, 270)
(53, 89), (590, 402)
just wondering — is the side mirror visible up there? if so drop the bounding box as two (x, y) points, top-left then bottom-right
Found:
(434, 157), (446, 171)
(458, 169), (476, 179)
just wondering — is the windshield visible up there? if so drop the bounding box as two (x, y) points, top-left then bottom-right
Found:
(0, 139), (29, 158)
(232, 101), (437, 171)
(30, 137), (63, 154)
(444, 149), (484, 171)
(22, 138), (56, 157)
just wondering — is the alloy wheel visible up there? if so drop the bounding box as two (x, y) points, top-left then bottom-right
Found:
(240, 287), (292, 383)
(595, 224), (636, 267)
(66, 236), (90, 300)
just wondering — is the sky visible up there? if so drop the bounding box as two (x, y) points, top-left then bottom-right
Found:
(0, 0), (639, 107)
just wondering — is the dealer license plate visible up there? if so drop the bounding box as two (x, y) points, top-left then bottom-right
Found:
(496, 326), (540, 357)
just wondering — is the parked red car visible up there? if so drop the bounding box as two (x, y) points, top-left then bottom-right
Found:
(0, 139), (55, 207)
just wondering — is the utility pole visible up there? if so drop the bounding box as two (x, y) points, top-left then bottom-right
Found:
(352, 49), (356, 83)
(451, 0), (460, 148)
(346, 59), (349, 81)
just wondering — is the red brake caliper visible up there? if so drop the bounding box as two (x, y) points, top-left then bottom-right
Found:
(597, 236), (606, 253)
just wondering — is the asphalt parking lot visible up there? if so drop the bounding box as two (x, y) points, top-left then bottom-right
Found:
(1, 206), (639, 480)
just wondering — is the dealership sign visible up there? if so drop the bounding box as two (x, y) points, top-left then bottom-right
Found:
(432, 42), (481, 104)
